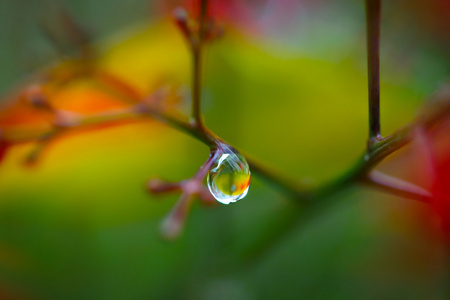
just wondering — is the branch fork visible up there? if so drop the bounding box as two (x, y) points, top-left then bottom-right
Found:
(147, 148), (222, 239)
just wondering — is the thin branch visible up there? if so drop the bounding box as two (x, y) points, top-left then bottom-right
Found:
(3, 70), (450, 263)
(364, 170), (432, 202)
(314, 90), (450, 203)
(38, 3), (93, 61)
(4, 95), (305, 196)
(3, 0), (450, 205)
(25, 131), (60, 165)
(190, 0), (209, 128)
(194, 148), (220, 181)
(191, 48), (202, 127)
(365, 0), (382, 144)
(148, 149), (220, 239)
(4, 82), (450, 200)
(159, 193), (194, 240)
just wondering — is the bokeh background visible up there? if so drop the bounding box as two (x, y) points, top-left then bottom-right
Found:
(0, 0), (450, 299)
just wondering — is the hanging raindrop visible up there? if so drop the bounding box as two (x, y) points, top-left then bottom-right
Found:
(207, 144), (251, 204)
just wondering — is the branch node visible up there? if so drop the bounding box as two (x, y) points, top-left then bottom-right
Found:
(368, 134), (384, 151)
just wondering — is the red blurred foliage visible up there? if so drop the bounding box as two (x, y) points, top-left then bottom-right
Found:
(158, 0), (309, 35)
(157, 0), (450, 42)
(431, 151), (450, 240)
(0, 136), (9, 164)
(415, 122), (450, 242)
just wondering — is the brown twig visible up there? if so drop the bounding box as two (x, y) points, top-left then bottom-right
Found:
(148, 150), (220, 239)
(190, 0), (209, 128)
(366, 0), (382, 145)
(7, 75), (450, 201)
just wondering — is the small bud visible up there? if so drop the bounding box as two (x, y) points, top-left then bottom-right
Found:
(147, 179), (180, 194)
(23, 85), (54, 112)
(53, 110), (81, 128)
(173, 7), (192, 39)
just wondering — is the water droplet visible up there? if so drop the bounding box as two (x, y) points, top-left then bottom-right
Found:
(207, 145), (251, 204)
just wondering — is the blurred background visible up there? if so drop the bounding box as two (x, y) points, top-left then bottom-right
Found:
(0, 0), (450, 299)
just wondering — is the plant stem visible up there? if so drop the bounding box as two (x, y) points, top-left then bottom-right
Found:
(194, 149), (221, 181)
(191, 0), (208, 128)
(365, 170), (431, 202)
(365, 0), (382, 143)
(192, 48), (203, 126)
(7, 81), (450, 201)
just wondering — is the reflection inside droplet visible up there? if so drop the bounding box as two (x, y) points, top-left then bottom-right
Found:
(207, 144), (251, 204)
